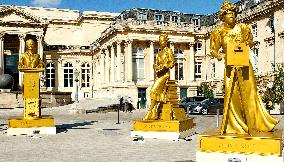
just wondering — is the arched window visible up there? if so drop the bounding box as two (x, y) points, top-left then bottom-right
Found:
(45, 63), (55, 87)
(64, 62), (73, 87)
(174, 48), (184, 80)
(81, 63), (90, 87)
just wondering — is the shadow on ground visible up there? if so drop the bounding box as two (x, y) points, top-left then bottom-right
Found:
(56, 120), (98, 133)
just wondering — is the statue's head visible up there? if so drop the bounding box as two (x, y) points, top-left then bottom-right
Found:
(26, 39), (35, 50)
(218, 0), (237, 24)
(159, 34), (169, 47)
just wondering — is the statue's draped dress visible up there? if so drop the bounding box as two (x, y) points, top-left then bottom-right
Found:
(150, 47), (175, 103)
(210, 23), (278, 134)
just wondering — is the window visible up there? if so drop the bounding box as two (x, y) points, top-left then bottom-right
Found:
(171, 15), (179, 23)
(193, 19), (199, 26)
(137, 13), (147, 20)
(252, 24), (257, 38)
(252, 48), (259, 72)
(268, 18), (275, 33)
(195, 42), (202, 51)
(211, 62), (216, 79)
(154, 48), (161, 63)
(45, 63), (55, 87)
(174, 49), (184, 80)
(133, 48), (145, 81)
(195, 61), (202, 79)
(64, 62), (73, 87)
(155, 14), (163, 21)
(81, 63), (90, 87)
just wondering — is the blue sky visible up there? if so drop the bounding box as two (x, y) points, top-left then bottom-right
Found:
(1, 0), (238, 15)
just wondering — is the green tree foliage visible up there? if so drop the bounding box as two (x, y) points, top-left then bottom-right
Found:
(263, 65), (284, 104)
(197, 82), (214, 99)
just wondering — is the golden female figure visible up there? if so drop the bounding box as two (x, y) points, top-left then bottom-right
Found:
(143, 34), (175, 120)
(210, 1), (278, 134)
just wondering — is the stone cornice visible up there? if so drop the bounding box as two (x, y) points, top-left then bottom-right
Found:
(238, 0), (284, 23)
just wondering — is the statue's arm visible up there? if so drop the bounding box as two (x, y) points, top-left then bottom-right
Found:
(242, 23), (254, 48)
(210, 29), (223, 61)
(167, 48), (175, 69)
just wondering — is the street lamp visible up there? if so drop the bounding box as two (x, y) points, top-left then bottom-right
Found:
(74, 69), (79, 103)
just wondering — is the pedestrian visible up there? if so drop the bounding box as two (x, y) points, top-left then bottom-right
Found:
(127, 96), (133, 113)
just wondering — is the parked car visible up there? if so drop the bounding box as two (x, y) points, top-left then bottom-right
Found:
(191, 98), (224, 114)
(179, 96), (206, 112)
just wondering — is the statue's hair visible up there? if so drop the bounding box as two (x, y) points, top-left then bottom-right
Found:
(159, 34), (169, 41)
(218, 0), (237, 21)
(26, 39), (35, 44)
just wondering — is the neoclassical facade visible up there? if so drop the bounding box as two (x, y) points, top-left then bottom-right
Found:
(0, 0), (283, 108)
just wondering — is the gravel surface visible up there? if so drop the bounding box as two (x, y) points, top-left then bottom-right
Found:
(0, 98), (283, 162)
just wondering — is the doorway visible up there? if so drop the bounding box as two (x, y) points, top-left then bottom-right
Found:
(180, 88), (187, 101)
(138, 88), (147, 109)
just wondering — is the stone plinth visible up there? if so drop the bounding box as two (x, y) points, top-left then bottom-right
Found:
(196, 128), (283, 162)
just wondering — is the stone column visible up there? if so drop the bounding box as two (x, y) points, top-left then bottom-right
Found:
(170, 42), (175, 80)
(189, 42), (195, 81)
(149, 41), (154, 81)
(100, 51), (105, 85)
(126, 40), (133, 82)
(105, 48), (110, 84)
(18, 34), (26, 86)
(0, 32), (5, 75)
(36, 34), (44, 60)
(116, 42), (121, 82)
(110, 45), (115, 82)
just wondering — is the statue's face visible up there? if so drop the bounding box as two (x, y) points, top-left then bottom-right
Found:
(26, 40), (35, 50)
(224, 10), (236, 25)
(159, 36), (167, 47)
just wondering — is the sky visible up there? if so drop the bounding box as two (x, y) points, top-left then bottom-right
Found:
(0, 0), (238, 15)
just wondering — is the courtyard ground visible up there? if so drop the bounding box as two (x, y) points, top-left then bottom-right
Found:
(0, 98), (283, 162)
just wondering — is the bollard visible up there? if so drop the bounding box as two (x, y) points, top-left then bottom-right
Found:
(117, 97), (123, 124)
(216, 108), (219, 127)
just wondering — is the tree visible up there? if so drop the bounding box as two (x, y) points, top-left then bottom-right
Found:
(197, 82), (214, 99)
(262, 65), (284, 104)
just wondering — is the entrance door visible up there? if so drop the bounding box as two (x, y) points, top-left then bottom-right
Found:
(180, 88), (187, 101)
(138, 88), (147, 109)
(4, 54), (19, 90)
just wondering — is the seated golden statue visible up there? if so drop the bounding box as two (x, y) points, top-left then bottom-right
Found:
(210, 0), (278, 135)
(143, 34), (175, 120)
(18, 39), (44, 69)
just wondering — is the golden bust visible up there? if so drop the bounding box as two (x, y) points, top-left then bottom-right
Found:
(210, 0), (278, 135)
(18, 39), (44, 69)
(143, 34), (175, 120)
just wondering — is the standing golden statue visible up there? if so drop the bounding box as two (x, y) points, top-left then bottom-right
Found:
(18, 39), (44, 69)
(143, 34), (175, 120)
(210, 0), (278, 135)
(132, 34), (194, 140)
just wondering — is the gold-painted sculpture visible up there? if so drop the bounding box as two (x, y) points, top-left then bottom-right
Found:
(143, 34), (175, 120)
(210, 0), (278, 135)
(8, 39), (54, 132)
(197, 1), (282, 156)
(18, 39), (44, 69)
(132, 34), (194, 140)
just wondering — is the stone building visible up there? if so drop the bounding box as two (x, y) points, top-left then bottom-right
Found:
(0, 0), (283, 108)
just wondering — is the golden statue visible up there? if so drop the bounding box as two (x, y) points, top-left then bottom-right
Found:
(143, 34), (175, 120)
(18, 39), (44, 69)
(210, 0), (278, 135)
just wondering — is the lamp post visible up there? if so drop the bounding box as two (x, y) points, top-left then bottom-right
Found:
(74, 69), (79, 103)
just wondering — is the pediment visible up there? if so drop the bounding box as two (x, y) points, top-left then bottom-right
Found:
(0, 6), (46, 24)
(0, 13), (33, 23)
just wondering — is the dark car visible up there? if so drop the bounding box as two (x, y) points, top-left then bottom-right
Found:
(191, 98), (224, 114)
(179, 96), (206, 112)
